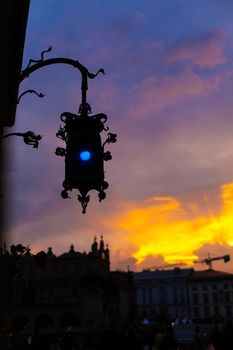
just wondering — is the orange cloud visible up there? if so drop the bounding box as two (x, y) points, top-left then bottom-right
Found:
(109, 182), (233, 268)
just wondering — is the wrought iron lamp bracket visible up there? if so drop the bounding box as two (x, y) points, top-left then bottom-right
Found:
(20, 47), (105, 111)
(0, 131), (43, 149)
(6, 47), (116, 213)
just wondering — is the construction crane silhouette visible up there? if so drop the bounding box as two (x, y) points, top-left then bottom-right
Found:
(194, 254), (230, 270)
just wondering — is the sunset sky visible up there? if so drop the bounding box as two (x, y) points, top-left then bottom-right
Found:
(5, 0), (233, 272)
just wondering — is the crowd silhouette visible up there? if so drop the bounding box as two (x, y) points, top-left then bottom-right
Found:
(1, 321), (233, 350)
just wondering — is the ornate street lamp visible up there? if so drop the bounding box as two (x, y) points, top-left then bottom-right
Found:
(2, 47), (117, 213)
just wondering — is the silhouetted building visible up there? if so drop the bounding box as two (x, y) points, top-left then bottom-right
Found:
(189, 269), (233, 322)
(133, 268), (192, 321)
(133, 267), (233, 324)
(0, 238), (134, 332)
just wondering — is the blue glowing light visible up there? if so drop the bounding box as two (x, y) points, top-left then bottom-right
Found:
(80, 150), (91, 161)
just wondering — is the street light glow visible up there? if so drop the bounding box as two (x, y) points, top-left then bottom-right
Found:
(80, 150), (91, 161)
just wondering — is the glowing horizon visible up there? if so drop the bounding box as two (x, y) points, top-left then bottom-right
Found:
(108, 182), (233, 268)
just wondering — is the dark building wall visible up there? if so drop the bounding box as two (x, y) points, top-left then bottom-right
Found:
(0, 0), (30, 127)
(0, 0), (30, 269)
(1, 240), (134, 331)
